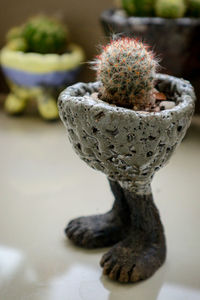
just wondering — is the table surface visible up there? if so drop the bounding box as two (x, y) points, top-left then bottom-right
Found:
(0, 111), (200, 300)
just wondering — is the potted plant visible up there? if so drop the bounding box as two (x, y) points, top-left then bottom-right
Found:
(0, 15), (85, 120)
(100, 0), (200, 112)
(58, 37), (195, 283)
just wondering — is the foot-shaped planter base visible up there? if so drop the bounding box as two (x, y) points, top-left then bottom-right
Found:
(4, 84), (59, 121)
(37, 94), (59, 120)
(66, 212), (126, 248)
(66, 180), (130, 248)
(100, 232), (165, 283)
(65, 180), (166, 283)
(5, 93), (27, 115)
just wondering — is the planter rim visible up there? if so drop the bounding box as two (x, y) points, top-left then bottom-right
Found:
(59, 74), (195, 119)
(101, 9), (200, 26)
(0, 43), (85, 73)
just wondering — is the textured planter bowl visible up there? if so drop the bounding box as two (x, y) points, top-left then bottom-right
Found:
(100, 9), (200, 112)
(59, 74), (194, 192)
(58, 74), (195, 283)
(0, 43), (85, 120)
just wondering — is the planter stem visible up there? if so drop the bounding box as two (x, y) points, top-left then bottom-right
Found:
(100, 180), (166, 282)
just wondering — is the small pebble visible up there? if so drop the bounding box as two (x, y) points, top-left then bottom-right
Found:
(91, 92), (98, 100)
(155, 92), (167, 101)
(159, 101), (175, 110)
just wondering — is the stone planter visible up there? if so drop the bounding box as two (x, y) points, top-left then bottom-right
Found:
(0, 44), (84, 120)
(58, 74), (195, 283)
(100, 9), (200, 112)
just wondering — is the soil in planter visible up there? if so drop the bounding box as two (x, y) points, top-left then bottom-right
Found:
(92, 87), (176, 113)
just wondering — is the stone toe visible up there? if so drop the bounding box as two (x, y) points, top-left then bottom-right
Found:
(100, 237), (166, 283)
(64, 213), (125, 248)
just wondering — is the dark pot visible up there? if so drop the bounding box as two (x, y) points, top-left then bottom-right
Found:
(100, 9), (200, 112)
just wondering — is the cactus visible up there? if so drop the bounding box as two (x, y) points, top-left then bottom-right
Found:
(93, 37), (158, 111)
(6, 26), (24, 42)
(121, 0), (155, 16)
(187, 0), (200, 17)
(121, 0), (136, 16)
(6, 26), (28, 51)
(7, 38), (28, 52)
(5, 16), (69, 54)
(22, 16), (69, 54)
(135, 0), (155, 16)
(155, 0), (186, 18)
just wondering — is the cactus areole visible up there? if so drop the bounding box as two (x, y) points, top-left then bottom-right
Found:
(93, 37), (158, 111)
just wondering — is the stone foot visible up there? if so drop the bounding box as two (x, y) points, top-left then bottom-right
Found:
(65, 211), (128, 248)
(65, 180), (130, 248)
(100, 232), (166, 283)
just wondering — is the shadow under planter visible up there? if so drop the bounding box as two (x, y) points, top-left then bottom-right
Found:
(58, 74), (195, 283)
(100, 10), (200, 113)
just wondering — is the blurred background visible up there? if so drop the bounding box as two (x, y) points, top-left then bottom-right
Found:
(0, 1), (199, 300)
(0, 0), (112, 93)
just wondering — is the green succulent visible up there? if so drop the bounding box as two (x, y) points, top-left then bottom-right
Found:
(5, 16), (69, 54)
(135, 0), (155, 16)
(187, 0), (200, 17)
(155, 0), (186, 18)
(7, 37), (28, 52)
(6, 26), (24, 42)
(121, 0), (155, 16)
(22, 16), (69, 54)
(121, 0), (136, 16)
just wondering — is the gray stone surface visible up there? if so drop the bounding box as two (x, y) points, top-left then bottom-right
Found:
(58, 74), (195, 194)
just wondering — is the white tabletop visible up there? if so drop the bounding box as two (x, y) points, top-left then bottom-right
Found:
(0, 111), (199, 300)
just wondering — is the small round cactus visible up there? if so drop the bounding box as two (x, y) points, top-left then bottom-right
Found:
(121, 0), (155, 16)
(118, 0), (199, 18)
(187, 0), (200, 17)
(155, 0), (186, 18)
(121, 0), (136, 16)
(94, 37), (158, 111)
(135, 0), (155, 16)
(22, 16), (69, 54)
(7, 38), (28, 52)
(6, 26), (24, 42)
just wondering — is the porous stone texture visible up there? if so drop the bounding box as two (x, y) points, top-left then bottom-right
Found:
(58, 74), (195, 194)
